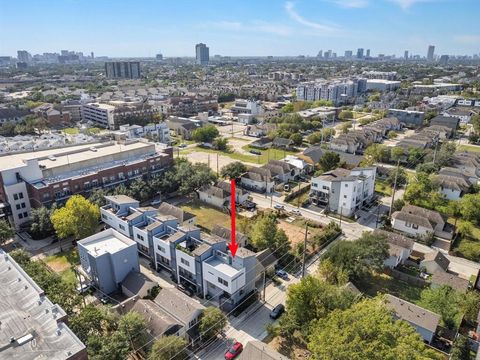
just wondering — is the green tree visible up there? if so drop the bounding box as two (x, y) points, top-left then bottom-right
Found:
(362, 144), (391, 166)
(70, 305), (116, 344)
(50, 195), (100, 240)
(308, 297), (442, 360)
(199, 307), (227, 341)
(318, 151), (340, 173)
(418, 285), (462, 329)
(390, 147), (404, 162)
(128, 178), (154, 202)
(273, 228), (291, 258)
(213, 137), (228, 150)
(220, 162), (247, 179)
(386, 167), (407, 187)
(471, 114), (480, 134)
(89, 188), (108, 207)
(87, 331), (130, 360)
(29, 205), (56, 239)
(149, 336), (188, 360)
(192, 125), (219, 143)
(451, 335), (472, 360)
(317, 258), (349, 285)
(321, 231), (389, 281)
(462, 291), (480, 324)
(338, 110), (353, 120)
(118, 311), (147, 350)
(460, 193), (480, 225)
(250, 214), (278, 250)
(289, 133), (303, 146)
(279, 276), (357, 342)
(0, 219), (15, 245)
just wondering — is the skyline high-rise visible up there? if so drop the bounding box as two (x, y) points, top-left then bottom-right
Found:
(427, 45), (435, 61)
(195, 43), (209, 65)
(104, 61), (141, 79)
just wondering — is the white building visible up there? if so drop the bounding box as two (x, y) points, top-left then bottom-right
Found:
(78, 228), (140, 294)
(309, 167), (376, 217)
(230, 99), (263, 116)
(81, 103), (116, 128)
(366, 79), (401, 92)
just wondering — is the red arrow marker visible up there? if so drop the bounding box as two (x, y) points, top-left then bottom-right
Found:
(228, 178), (238, 258)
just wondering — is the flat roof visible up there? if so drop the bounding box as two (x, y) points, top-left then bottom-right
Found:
(205, 257), (242, 277)
(79, 229), (135, 256)
(0, 249), (86, 359)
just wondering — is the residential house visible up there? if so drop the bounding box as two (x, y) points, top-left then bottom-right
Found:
(238, 341), (290, 360)
(33, 103), (71, 126)
(158, 202), (196, 226)
(300, 146), (363, 168)
(263, 159), (299, 183)
(451, 152), (480, 183)
(435, 170), (472, 200)
(309, 167), (376, 217)
(430, 115), (460, 133)
(282, 155), (312, 174)
(78, 229), (140, 294)
(387, 109), (425, 128)
(385, 294), (440, 344)
(272, 137), (294, 150)
(250, 137), (273, 149)
(374, 229), (414, 269)
(420, 251), (469, 293)
(166, 116), (202, 140)
(240, 167), (274, 194)
(211, 224), (248, 248)
(154, 288), (206, 342)
(198, 181), (248, 209)
(391, 204), (455, 240)
(0, 108), (30, 124)
(121, 270), (157, 298)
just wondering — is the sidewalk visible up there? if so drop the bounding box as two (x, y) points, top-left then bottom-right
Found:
(139, 259), (175, 289)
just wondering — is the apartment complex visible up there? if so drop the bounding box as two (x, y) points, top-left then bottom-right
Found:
(0, 249), (87, 360)
(195, 43), (209, 65)
(0, 140), (173, 228)
(296, 78), (367, 105)
(82, 100), (159, 129)
(104, 61), (141, 79)
(310, 167), (376, 216)
(100, 196), (259, 310)
(230, 99), (263, 116)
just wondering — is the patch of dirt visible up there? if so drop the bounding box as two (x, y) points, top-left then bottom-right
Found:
(45, 258), (70, 272)
(278, 221), (309, 246)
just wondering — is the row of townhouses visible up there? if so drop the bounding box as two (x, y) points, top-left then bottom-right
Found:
(99, 195), (260, 311)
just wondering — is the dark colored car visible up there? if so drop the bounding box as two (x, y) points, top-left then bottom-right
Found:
(225, 341), (243, 360)
(177, 284), (194, 297)
(249, 149), (261, 155)
(243, 200), (257, 210)
(275, 269), (288, 280)
(270, 304), (285, 319)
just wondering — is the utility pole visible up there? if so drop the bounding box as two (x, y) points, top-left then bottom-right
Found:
(297, 182), (301, 208)
(301, 223), (309, 278)
(216, 153), (219, 176)
(389, 158), (401, 217)
(375, 203), (380, 228)
(339, 206), (343, 227)
(432, 137), (439, 165)
(73, 267), (87, 308)
(208, 154), (210, 169)
(262, 270), (266, 302)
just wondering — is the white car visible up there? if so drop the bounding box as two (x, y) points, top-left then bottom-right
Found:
(290, 209), (301, 216)
(150, 199), (162, 206)
(273, 204), (284, 210)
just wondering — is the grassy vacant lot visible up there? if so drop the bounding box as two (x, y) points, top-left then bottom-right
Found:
(375, 179), (393, 196)
(355, 272), (423, 304)
(286, 191), (310, 207)
(43, 248), (80, 286)
(459, 144), (480, 153)
(180, 200), (231, 232)
(62, 127), (80, 135)
(452, 224), (480, 262)
(181, 145), (298, 165)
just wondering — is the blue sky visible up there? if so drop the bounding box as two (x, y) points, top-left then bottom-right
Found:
(1, 0), (479, 57)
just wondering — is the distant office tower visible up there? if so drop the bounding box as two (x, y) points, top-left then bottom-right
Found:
(17, 50), (31, 63)
(317, 50), (323, 58)
(324, 50), (332, 59)
(104, 61), (141, 79)
(91, 52), (94, 59)
(439, 55), (449, 65)
(427, 45), (435, 61)
(357, 48), (364, 59)
(195, 43), (209, 65)
(366, 49), (371, 57)
(404, 50), (409, 60)
(345, 50), (353, 58)
(156, 53), (163, 61)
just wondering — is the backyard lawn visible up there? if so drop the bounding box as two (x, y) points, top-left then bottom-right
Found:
(180, 200), (231, 232)
(459, 144), (480, 153)
(355, 272), (423, 304)
(375, 179), (393, 196)
(62, 127), (80, 135)
(43, 248), (80, 286)
(452, 225), (480, 262)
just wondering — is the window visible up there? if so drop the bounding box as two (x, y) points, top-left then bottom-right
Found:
(322, 186), (329, 190)
(127, 171), (133, 177)
(412, 224), (419, 229)
(18, 213), (23, 219)
(13, 194), (18, 201)
(157, 245), (165, 253)
(344, 184), (348, 188)
(343, 195), (347, 199)
(110, 176), (115, 181)
(19, 193), (24, 199)
(181, 258), (190, 266)
(136, 234), (144, 241)
(21, 202), (26, 208)
(218, 277), (228, 286)
(16, 204), (21, 210)
(23, 212), (28, 217)
(405, 221), (412, 228)
(119, 224), (126, 231)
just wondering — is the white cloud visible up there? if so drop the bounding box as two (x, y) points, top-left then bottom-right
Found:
(285, 2), (339, 32)
(454, 35), (480, 44)
(331, 0), (369, 8)
(389, 0), (438, 10)
(208, 20), (292, 36)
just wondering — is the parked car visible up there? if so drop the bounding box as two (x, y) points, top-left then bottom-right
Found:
(284, 184), (290, 192)
(178, 284), (194, 297)
(225, 341), (243, 360)
(290, 209), (301, 216)
(273, 204), (284, 210)
(178, 143), (187, 148)
(150, 199), (162, 206)
(270, 304), (285, 319)
(249, 149), (261, 155)
(243, 200), (257, 210)
(276, 269), (288, 280)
